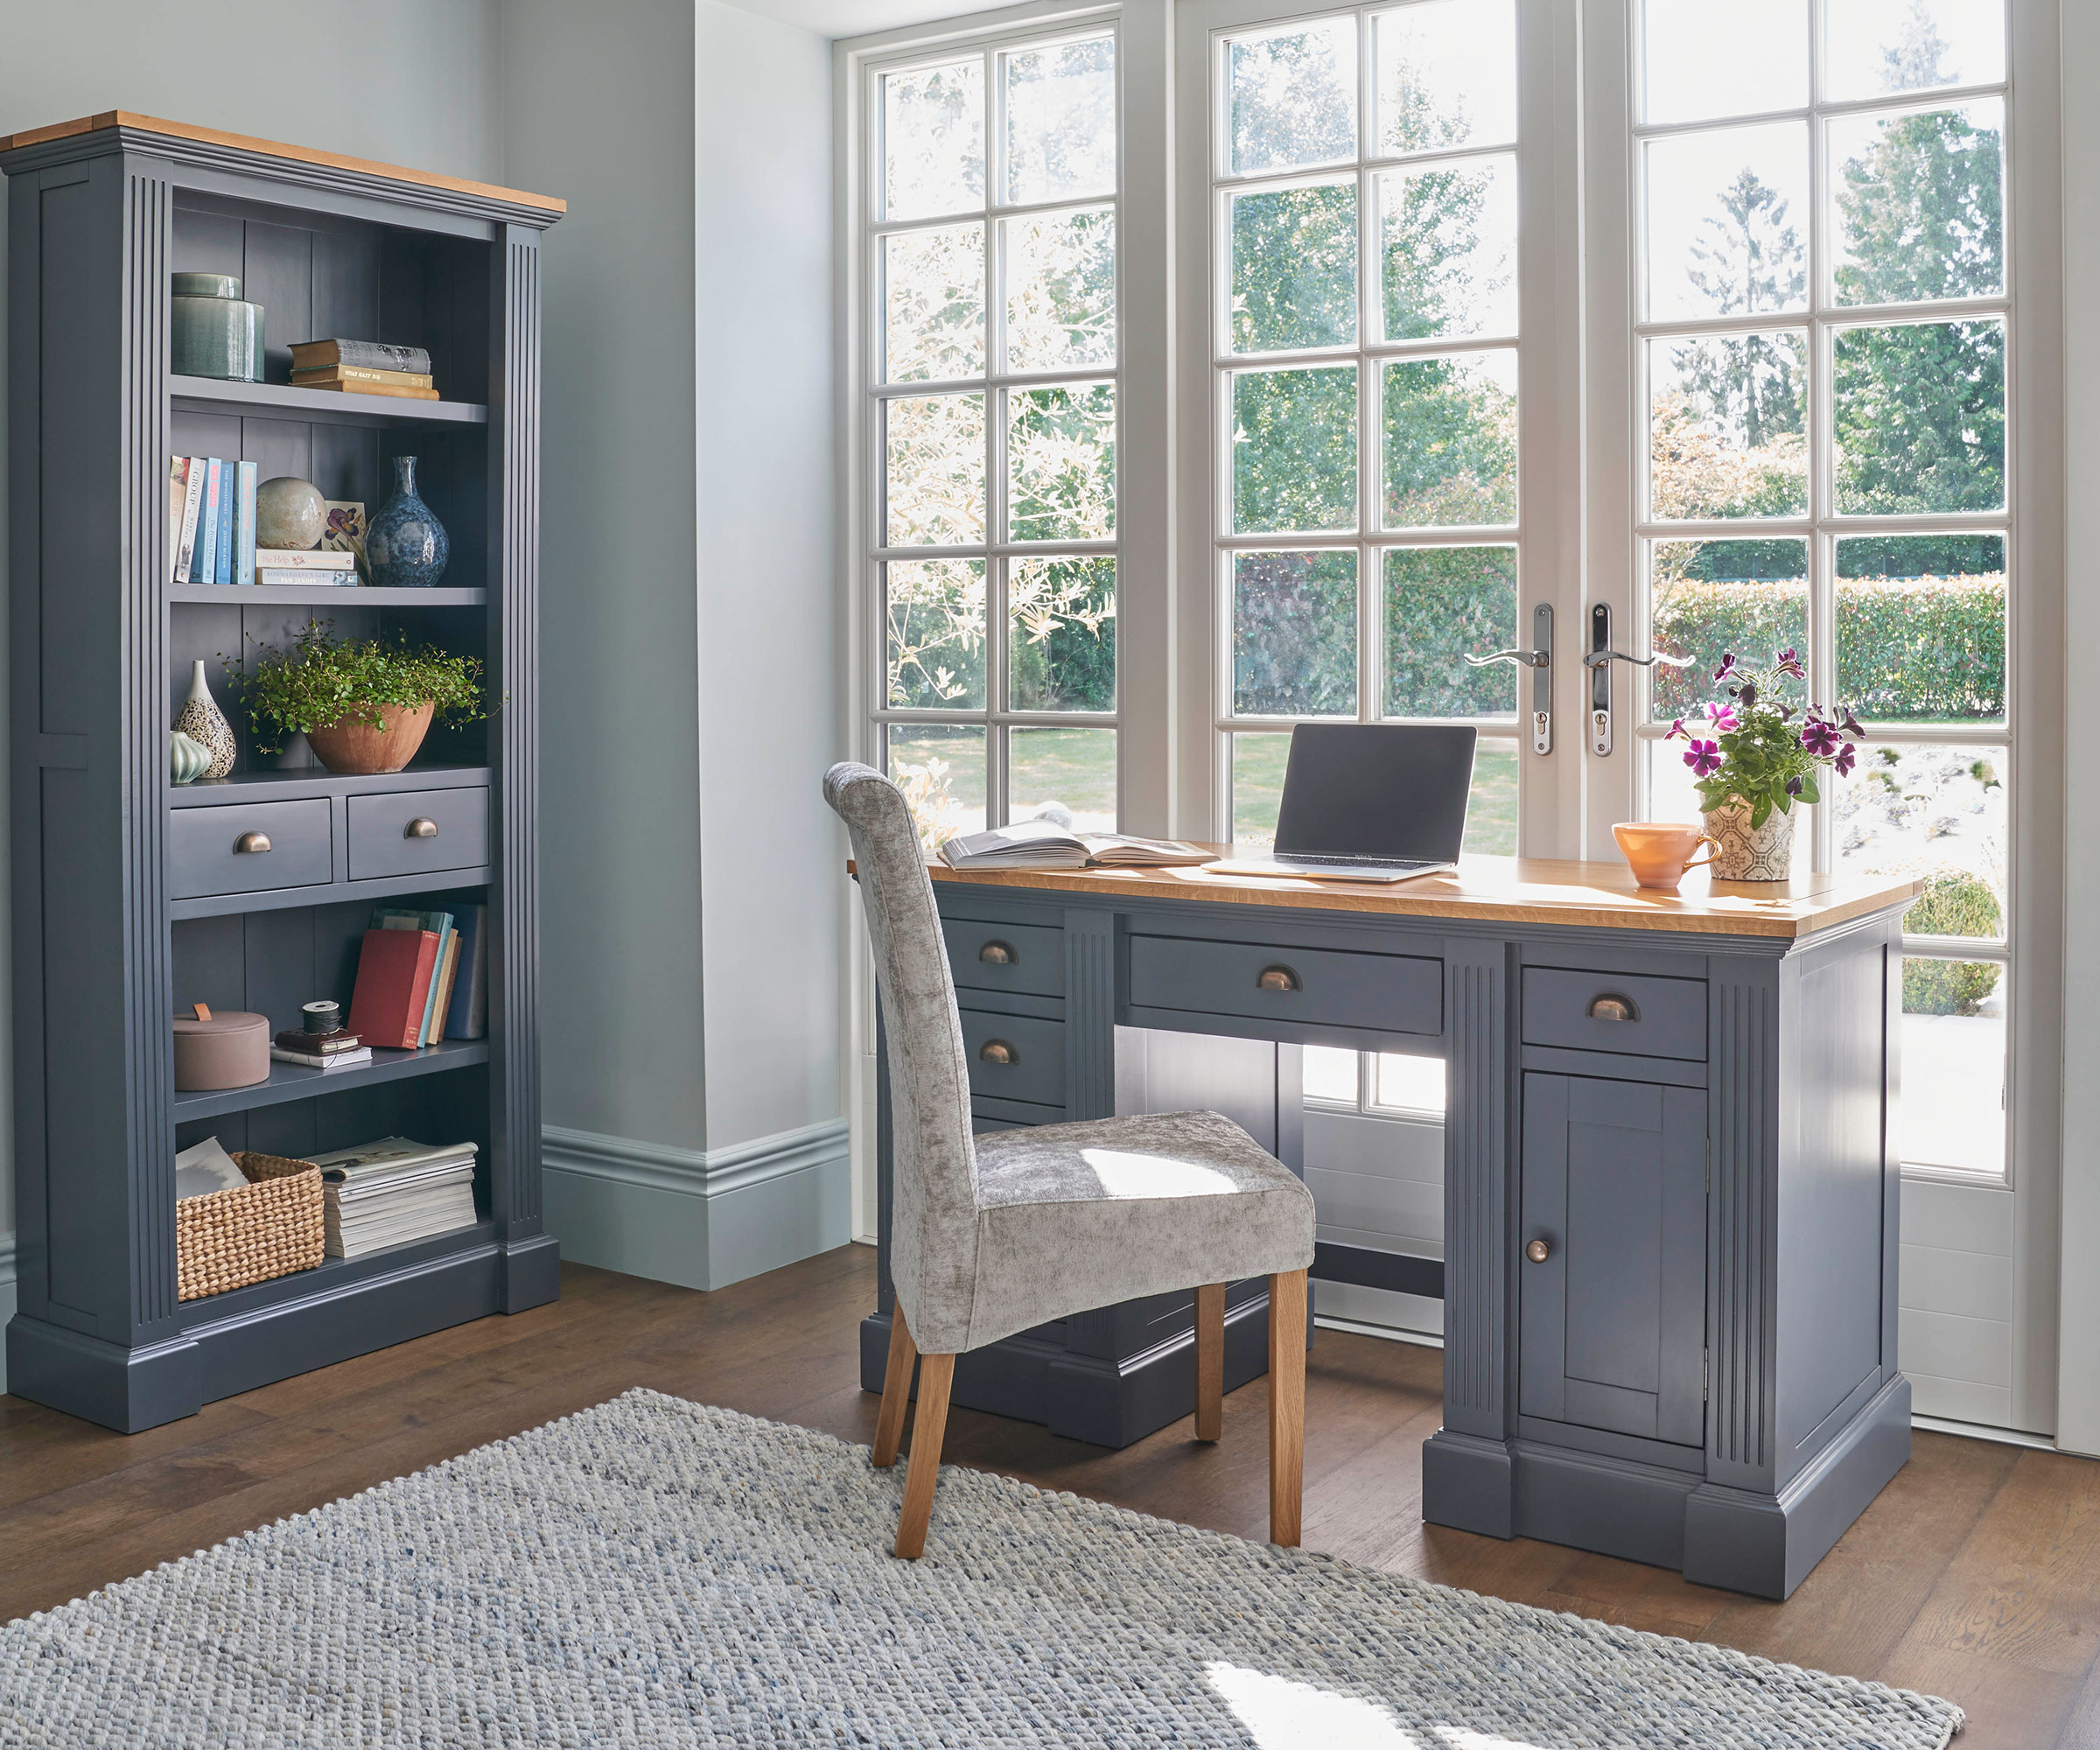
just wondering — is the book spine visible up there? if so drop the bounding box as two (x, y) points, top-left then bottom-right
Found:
(167, 457), (188, 580)
(235, 461), (257, 587)
(256, 570), (360, 587)
(290, 366), (436, 389)
(297, 380), (442, 401)
(416, 916), (454, 1045)
(215, 460), (234, 586)
(446, 904), (487, 1040)
(173, 458), (205, 584)
(254, 549), (355, 569)
(193, 460), (221, 585)
(430, 930), (462, 1044)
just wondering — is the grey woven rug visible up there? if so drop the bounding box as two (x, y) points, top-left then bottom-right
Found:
(0, 1389), (1958, 1748)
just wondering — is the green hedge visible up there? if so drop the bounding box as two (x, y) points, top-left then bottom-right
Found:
(1652, 573), (2004, 721)
(1903, 871), (2003, 1016)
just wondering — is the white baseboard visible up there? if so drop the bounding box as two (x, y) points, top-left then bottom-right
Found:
(0, 1230), (17, 1396)
(540, 1120), (850, 1292)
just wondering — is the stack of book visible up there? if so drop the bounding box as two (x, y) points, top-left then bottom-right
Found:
(304, 1136), (480, 1259)
(346, 902), (488, 1052)
(167, 456), (258, 585)
(290, 339), (439, 401)
(270, 1023), (370, 1073)
(255, 546), (359, 588)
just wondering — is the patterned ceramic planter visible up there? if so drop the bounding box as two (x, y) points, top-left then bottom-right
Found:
(172, 660), (236, 779)
(1703, 797), (1797, 881)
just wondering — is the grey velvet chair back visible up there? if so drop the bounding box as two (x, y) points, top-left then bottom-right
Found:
(823, 763), (982, 1352)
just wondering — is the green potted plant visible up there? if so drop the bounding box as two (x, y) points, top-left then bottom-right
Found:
(231, 622), (493, 775)
(1664, 649), (1864, 880)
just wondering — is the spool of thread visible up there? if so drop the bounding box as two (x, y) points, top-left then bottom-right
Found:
(302, 1000), (341, 1036)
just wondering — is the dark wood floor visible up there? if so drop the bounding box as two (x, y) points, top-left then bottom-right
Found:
(4, 1247), (2097, 1747)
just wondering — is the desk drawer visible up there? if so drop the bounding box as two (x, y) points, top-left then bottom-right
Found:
(1127, 935), (1443, 1038)
(169, 799), (333, 900)
(944, 917), (1064, 998)
(347, 787), (490, 880)
(1522, 967), (1707, 1061)
(958, 1008), (1066, 1108)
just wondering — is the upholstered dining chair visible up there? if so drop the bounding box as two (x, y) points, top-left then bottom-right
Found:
(824, 761), (1317, 1559)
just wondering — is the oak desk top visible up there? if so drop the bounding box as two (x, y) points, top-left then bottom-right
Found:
(920, 853), (1921, 941)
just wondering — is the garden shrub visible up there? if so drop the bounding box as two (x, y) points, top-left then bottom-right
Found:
(1901, 870), (2003, 1016)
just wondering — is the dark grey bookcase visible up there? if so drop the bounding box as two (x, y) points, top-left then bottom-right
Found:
(0, 116), (561, 1432)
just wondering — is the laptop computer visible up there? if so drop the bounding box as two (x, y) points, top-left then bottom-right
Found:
(1210, 723), (1476, 884)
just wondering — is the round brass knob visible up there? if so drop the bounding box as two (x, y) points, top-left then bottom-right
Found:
(1525, 1238), (1552, 1264)
(979, 1040), (1017, 1065)
(978, 941), (1015, 965)
(1256, 965), (1301, 992)
(234, 831), (271, 854)
(405, 817), (439, 838)
(1587, 995), (1635, 1021)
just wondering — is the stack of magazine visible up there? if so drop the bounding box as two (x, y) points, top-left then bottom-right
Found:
(939, 819), (1213, 872)
(305, 1136), (479, 1260)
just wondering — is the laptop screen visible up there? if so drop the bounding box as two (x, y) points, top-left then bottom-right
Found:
(1272, 724), (1477, 862)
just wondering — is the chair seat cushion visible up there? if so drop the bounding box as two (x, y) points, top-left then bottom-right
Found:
(960, 1111), (1315, 1353)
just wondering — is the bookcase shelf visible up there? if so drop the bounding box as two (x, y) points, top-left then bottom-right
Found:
(171, 374), (489, 428)
(4, 116), (558, 1434)
(172, 1039), (492, 1122)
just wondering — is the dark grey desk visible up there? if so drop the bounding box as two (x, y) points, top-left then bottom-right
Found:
(862, 854), (1920, 1599)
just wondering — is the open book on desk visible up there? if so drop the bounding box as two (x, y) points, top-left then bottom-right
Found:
(939, 818), (1213, 872)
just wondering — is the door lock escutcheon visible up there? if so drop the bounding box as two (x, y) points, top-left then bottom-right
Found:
(1464, 602), (1555, 754)
(1583, 603), (1692, 756)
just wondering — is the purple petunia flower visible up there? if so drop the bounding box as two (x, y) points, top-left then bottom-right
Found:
(1835, 741), (1857, 776)
(1684, 738), (1722, 778)
(1713, 653), (1738, 684)
(1665, 718), (1688, 741)
(1801, 718), (1841, 757)
(1786, 776), (1804, 797)
(1840, 708), (1864, 738)
(1775, 648), (1806, 680)
(1704, 702), (1739, 733)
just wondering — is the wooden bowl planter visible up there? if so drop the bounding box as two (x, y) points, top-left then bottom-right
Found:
(305, 700), (437, 774)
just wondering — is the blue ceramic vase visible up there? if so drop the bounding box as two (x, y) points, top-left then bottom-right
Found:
(366, 455), (450, 588)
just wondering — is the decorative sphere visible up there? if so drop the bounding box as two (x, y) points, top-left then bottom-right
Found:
(256, 476), (326, 550)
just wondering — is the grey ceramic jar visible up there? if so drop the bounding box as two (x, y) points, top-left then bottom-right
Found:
(365, 455), (451, 587)
(170, 273), (262, 382)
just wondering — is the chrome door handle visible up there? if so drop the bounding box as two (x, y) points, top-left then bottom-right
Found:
(1586, 603), (1691, 756)
(1465, 603), (1555, 754)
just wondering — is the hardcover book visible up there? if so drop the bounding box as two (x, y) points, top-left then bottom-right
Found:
(234, 461), (257, 588)
(172, 458), (205, 584)
(444, 904), (488, 1040)
(290, 365), (436, 390)
(346, 927), (439, 1050)
(373, 907), (454, 1045)
(214, 456), (235, 586)
(193, 459), (222, 586)
(256, 569), (359, 588)
(255, 548), (355, 570)
(288, 339), (433, 374)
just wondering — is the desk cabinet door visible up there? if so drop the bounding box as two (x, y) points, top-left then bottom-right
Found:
(1519, 1073), (1706, 1447)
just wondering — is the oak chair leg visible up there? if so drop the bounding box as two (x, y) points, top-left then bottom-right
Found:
(1194, 1283), (1225, 1443)
(1268, 1268), (1307, 1547)
(872, 1306), (918, 1468)
(894, 1351), (956, 1559)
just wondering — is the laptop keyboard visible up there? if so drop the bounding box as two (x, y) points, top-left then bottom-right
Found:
(1276, 853), (1441, 872)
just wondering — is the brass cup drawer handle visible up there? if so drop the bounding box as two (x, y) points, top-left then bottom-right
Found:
(1526, 1237), (1552, 1264)
(978, 1040), (1018, 1065)
(234, 831), (272, 854)
(1587, 994), (1637, 1022)
(405, 817), (439, 839)
(977, 941), (1016, 965)
(1256, 965), (1301, 992)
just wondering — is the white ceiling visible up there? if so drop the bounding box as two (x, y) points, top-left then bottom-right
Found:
(713, 0), (977, 41)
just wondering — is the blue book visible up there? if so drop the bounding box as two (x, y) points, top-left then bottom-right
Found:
(193, 460), (222, 586)
(214, 458), (235, 585)
(444, 905), (486, 1040)
(234, 462), (257, 586)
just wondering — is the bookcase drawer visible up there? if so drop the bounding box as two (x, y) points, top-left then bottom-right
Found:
(347, 787), (490, 880)
(169, 799), (333, 900)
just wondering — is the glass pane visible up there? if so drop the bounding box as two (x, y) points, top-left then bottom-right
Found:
(1838, 536), (2005, 724)
(1008, 382), (1115, 541)
(1644, 732), (1710, 825)
(1004, 206), (1116, 373)
(1900, 958), (2006, 1175)
(1382, 546), (1518, 718)
(1375, 1052), (1447, 1112)
(886, 724), (987, 847)
(1382, 351), (1517, 528)
(885, 393), (985, 545)
(1232, 550), (1358, 717)
(1832, 741), (2007, 920)
(1010, 556), (1116, 710)
(1231, 732), (1293, 847)
(1465, 740), (1519, 855)
(1231, 366), (1359, 534)
(1374, 0), (1517, 154)
(1004, 35), (1116, 205)
(1648, 539), (1809, 724)
(1009, 726), (1116, 832)
(1641, 0), (1809, 125)
(1380, 153), (1517, 341)
(884, 60), (985, 221)
(1230, 179), (1358, 354)
(1833, 318), (2005, 514)
(1826, 0), (2006, 103)
(1304, 1045), (1360, 1103)
(886, 558), (985, 708)
(1226, 18), (1357, 178)
(1644, 122), (1810, 323)
(1648, 332), (1808, 520)
(1830, 101), (2003, 305)
(882, 224), (984, 383)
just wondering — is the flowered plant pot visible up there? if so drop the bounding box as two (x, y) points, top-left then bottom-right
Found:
(1703, 798), (1797, 882)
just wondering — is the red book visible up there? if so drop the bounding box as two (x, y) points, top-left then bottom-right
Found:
(347, 928), (440, 1050)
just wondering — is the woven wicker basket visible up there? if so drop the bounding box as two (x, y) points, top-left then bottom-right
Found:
(175, 1152), (326, 1302)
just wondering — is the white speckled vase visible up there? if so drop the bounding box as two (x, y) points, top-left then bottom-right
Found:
(1703, 797), (1796, 881)
(173, 659), (236, 780)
